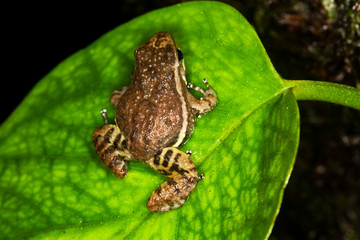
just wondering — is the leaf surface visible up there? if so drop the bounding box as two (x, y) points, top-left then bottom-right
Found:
(0, 2), (299, 239)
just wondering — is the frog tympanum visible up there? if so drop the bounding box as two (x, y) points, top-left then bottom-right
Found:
(93, 31), (217, 212)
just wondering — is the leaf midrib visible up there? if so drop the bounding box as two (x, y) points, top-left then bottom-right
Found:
(198, 83), (290, 168)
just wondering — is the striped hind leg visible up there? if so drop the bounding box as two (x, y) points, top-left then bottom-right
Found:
(92, 124), (132, 178)
(145, 147), (199, 212)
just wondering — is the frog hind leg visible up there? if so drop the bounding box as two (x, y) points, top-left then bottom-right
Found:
(145, 147), (199, 212)
(93, 124), (132, 178)
(187, 78), (218, 115)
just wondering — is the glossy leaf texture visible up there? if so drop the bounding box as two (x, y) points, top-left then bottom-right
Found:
(0, 2), (299, 239)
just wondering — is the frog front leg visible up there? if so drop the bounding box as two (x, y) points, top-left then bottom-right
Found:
(110, 86), (129, 107)
(187, 78), (218, 114)
(145, 147), (199, 212)
(93, 124), (132, 178)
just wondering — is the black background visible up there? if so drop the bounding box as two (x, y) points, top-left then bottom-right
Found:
(3, 7), (129, 123)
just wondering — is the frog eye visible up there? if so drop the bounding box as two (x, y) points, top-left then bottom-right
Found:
(176, 49), (183, 62)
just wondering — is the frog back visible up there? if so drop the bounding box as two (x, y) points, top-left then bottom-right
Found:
(116, 81), (193, 160)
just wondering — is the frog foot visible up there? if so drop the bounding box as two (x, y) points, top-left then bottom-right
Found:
(146, 147), (199, 212)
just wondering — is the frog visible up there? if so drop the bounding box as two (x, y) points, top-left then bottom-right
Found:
(92, 31), (217, 212)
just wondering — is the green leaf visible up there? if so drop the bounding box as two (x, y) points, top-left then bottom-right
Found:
(0, 2), (299, 239)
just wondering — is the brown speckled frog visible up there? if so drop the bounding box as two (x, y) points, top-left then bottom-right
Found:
(93, 31), (217, 212)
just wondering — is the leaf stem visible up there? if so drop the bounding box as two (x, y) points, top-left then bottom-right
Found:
(283, 80), (360, 110)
